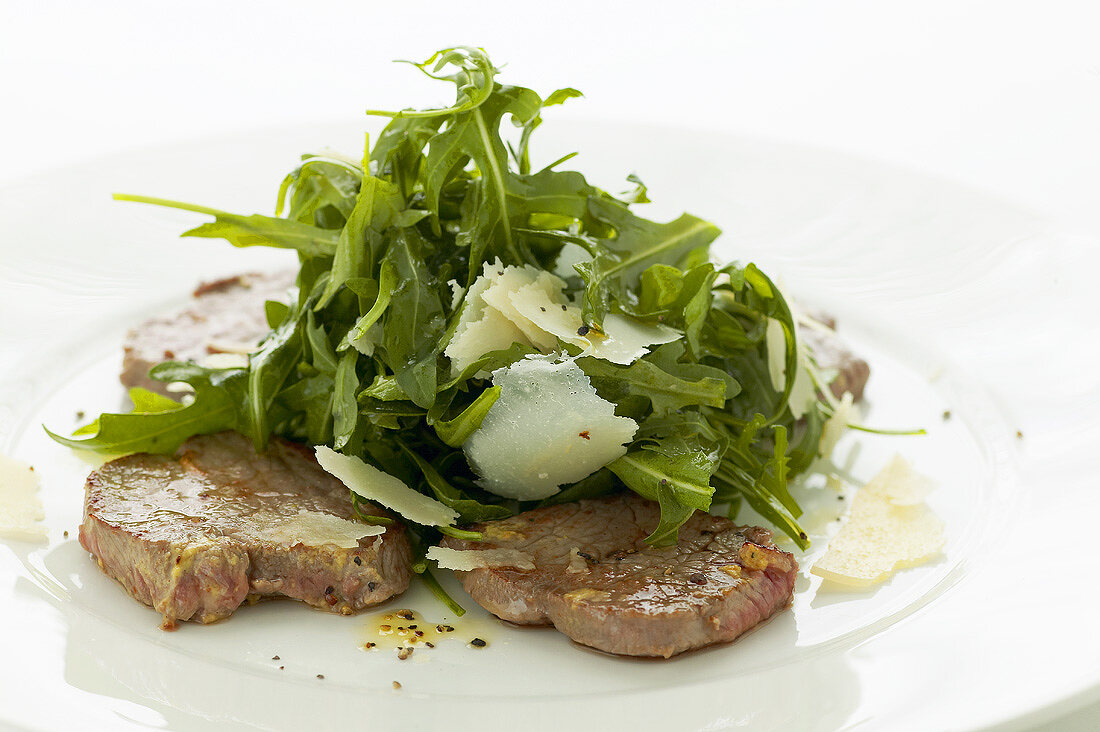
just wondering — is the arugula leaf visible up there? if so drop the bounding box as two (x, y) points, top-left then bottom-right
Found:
(608, 445), (716, 546)
(399, 443), (511, 523)
(345, 258), (398, 345)
(577, 356), (728, 417)
(428, 85), (543, 271)
(113, 195), (339, 257)
(50, 363), (248, 455)
(432, 386), (500, 447)
(379, 229), (446, 407)
(367, 47), (497, 119)
(265, 299), (290, 330)
(277, 372), (334, 445)
(331, 351), (359, 450)
(277, 155), (361, 226)
(576, 198), (721, 326)
(649, 480), (698, 546)
(359, 373), (410, 402)
(304, 311), (338, 374)
(246, 299), (307, 450)
(317, 159), (413, 309)
(72, 387), (184, 437)
(536, 468), (619, 507)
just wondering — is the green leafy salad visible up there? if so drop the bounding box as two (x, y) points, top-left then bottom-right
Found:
(52, 47), (856, 582)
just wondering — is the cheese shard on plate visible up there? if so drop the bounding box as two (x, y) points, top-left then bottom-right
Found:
(463, 357), (638, 500)
(812, 455), (944, 586)
(0, 454), (46, 541)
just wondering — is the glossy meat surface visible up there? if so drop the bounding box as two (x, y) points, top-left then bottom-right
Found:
(120, 271), (295, 396)
(80, 431), (411, 628)
(442, 493), (797, 657)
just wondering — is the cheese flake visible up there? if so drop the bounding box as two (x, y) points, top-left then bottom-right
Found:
(765, 317), (787, 391)
(257, 509), (384, 548)
(446, 258), (684, 371)
(819, 392), (857, 459)
(426, 546), (536, 571)
(812, 455), (944, 586)
(764, 316), (818, 418)
(314, 446), (458, 527)
(463, 357), (638, 500)
(0, 454), (46, 542)
(551, 242), (592, 279)
(480, 267), (563, 350)
(584, 314), (680, 364)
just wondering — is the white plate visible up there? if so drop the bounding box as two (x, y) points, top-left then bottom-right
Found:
(1, 121), (1097, 732)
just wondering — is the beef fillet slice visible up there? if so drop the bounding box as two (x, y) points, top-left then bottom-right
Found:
(441, 493), (797, 658)
(120, 271), (295, 396)
(797, 314), (870, 402)
(80, 431), (411, 629)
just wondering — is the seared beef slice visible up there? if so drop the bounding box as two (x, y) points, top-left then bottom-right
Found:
(120, 271), (295, 396)
(80, 431), (411, 628)
(441, 493), (796, 657)
(798, 321), (870, 402)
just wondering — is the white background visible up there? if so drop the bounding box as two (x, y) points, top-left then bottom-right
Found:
(2, 1), (1098, 729)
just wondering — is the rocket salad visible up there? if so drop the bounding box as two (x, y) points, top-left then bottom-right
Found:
(51, 47), (847, 564)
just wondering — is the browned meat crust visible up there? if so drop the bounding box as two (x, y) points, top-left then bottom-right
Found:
(120, 271), (296, 396)
(79, 431), (411, 628)
(441, 493), (797, 658)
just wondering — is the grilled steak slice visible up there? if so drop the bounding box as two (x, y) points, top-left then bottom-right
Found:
(79, 431), (411, 628)
(121, 271), (296, 396)
(798, 317), (870, 402)
(440, 493), (796, 658)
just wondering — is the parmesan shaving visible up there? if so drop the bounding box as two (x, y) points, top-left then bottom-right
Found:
(446, 306), (529, 375)
(551, 242), (591, 279)
(314, 446), (458, 527)
(256, 509), (384, 548)
(819, 392), (857, 459)
(764, 316), (817, 419)
(510, 289), (584, 343)
(0, 454), (46, 541)
(787, 354), (817, 420)
(812, 455), (944, 586)
(481, 267), (562, 350)
(446, 279), (465, 311)
(865, 454), (936, 506)
(463, 357), (638, 500)
(426, 546), (535, 572)
(585, 314), (680, 365)
(446, 258), (684, 371)
(765, 317), (787, 391)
